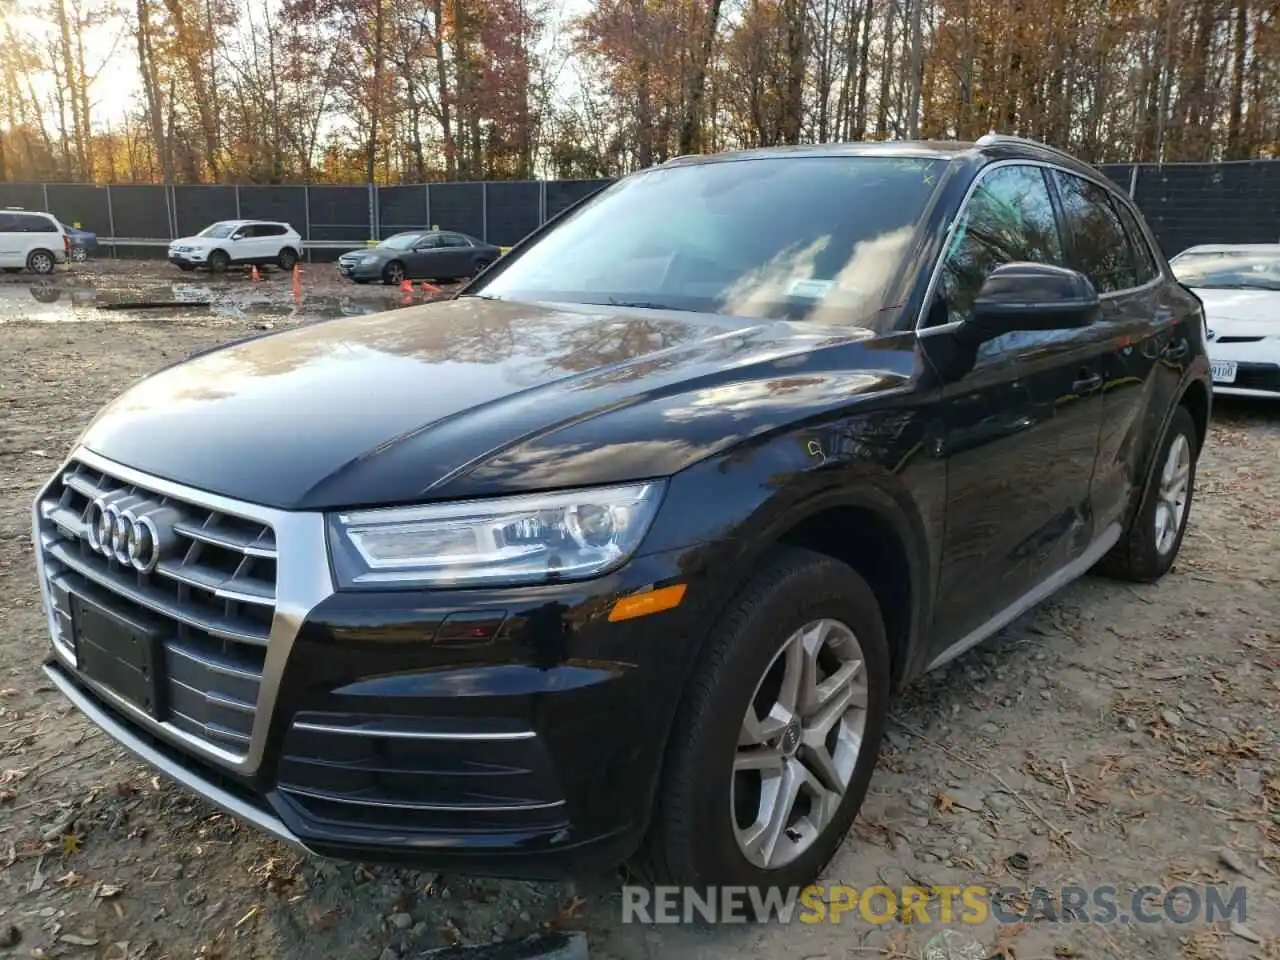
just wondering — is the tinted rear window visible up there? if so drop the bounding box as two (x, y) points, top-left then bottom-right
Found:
(475, 155), (948, 324)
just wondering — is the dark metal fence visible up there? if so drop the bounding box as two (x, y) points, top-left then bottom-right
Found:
(2, 160), (1277, 261)
(0, 179), (615, 260)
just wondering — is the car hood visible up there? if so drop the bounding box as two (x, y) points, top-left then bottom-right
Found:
(1193, 287), (1280, 330)
(342, 247), (397, 261)
(172, 235), (218, 247)
(76, 298), (884, 510)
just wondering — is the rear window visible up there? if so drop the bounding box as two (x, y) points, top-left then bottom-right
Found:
(474, 155), (948, 324)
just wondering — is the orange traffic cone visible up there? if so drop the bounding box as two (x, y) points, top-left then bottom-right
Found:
(291, 264), (302, 299)
(420, 281), (440, 294)
(250, 265), (261, 282)
(399, 278), (414, 294)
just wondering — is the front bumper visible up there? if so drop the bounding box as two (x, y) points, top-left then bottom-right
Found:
(337, 259), (383, 280)
(1212, 360), (1280, 398)
(34, 449), (711, 877)
(168, 250), (208, 267)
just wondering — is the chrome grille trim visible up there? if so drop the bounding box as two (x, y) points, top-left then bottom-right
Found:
(33, 447), (336, 776)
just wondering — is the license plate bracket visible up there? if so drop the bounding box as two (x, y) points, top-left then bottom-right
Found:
(70, 594), (166, 719)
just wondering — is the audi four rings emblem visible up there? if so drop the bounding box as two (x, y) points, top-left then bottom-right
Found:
(84, 496), (169, 573)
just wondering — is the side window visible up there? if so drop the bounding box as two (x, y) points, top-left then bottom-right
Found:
(440, 234), (470, 248)
(1114, 202), (1160, 284)
(0, 213), (18, 232)
(935, 165), (1064, 326)
(262, 224), (286, 237)
(1052, 172), (1139, 293)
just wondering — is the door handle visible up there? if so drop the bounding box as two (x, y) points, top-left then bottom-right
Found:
(1163, 340), (1189, 361)
(1073, 372), (1103, 394)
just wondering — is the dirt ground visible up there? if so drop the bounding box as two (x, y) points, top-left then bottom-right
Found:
(0, 263), (1277, 960)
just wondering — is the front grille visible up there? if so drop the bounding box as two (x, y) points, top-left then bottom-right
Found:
(1232, 363), (1280, 392)
(36, 459), (276, 760)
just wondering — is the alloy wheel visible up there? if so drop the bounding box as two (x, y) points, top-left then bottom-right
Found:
(1154, 433), (1191, 555)
(29, 252), (55, 274)
(731, 618), (869, 870)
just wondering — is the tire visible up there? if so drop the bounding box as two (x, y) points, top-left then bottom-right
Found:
(382, 261), (406, 285)
(633, 546), (890, 890)
(207, 250), (230, 275)
(70, 246), (88, 263)
(473, 257), (493, 277)
(1095, 404), (1198, 583)
(27, 249), (56, 275)
(277, 247), (299, 270)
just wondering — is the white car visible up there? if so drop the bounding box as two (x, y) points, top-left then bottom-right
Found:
(0, 208), (70, 275)
(1170, 243), (1280, 399)
(168, 220), (302, 274)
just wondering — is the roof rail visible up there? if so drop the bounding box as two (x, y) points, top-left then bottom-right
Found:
(975, 133), (1077, 162)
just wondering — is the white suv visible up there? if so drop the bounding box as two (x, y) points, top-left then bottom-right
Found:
(168, 220), (302, 274)
(0, 209), (69, 275)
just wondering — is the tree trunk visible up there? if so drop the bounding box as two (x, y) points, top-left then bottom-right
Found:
(366, 0), (386, 183)
(1225, 0), (1248, 158)
(432, 0), (457, 179)
(781, 0), (806, 143)
(876, 0), (897, 137)
(678, 0), (723, 154)
(135, 0), (170, 181)
(54, 0), (87, 178)
(905, 0), (923, 137)
(853, 0), (874, 137)
(161, 0), (219, 179)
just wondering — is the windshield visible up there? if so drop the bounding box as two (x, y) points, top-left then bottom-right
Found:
(380, 233), (424, 250)
(1171, 249), (1280, 291)
(198, 222), (237, 239)
(472, 155), (947, 323)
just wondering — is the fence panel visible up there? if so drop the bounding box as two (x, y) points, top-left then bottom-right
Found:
(378, 185), (428, 237)
(546, 179), (613, 221)
(428, 183), (485, 239)
(108, 185), (171, 238)
(0, 182), (49, 210)
(174, 185), (238, 237)
(238, 186), (308, 236)
(307, 186), (369, 242)
(2, 163), (1274, 253)
(483, 181), (541, 246)
(45, 184), (111, 233)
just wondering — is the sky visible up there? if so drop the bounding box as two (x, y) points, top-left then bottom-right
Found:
(10, 0), (588, 130)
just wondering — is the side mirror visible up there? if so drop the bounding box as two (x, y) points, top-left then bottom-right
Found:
(957, 262), (1100, 346)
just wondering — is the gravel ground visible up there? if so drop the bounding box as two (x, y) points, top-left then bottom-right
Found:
(0, 263), (1277, 960)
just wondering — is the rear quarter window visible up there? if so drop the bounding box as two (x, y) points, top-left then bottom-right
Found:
(17, 214), (58, 233)
(1051, 171), (1140, 293)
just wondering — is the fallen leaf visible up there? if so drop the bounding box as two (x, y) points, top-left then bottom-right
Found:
(935, 793), (955, 814)
(61, 834), (81, 855)
(55, 871), (85, 888)
(97, 883), (125, 899)
(0, 769), (26, 784)
(59, 934), (99, 947)
(0, 789), (15, 803)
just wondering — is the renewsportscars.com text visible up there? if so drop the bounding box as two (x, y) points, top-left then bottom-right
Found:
(620, 884), (1247, 926)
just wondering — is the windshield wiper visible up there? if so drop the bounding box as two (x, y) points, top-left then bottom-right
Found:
(456, 292), (502, 300)
(588, 297), (681, 311)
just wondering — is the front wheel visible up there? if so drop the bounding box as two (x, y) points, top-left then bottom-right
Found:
(207, 250), (229, 274)
(472, 257), (494, 277)
(1095, 404), (1198, 583)
(634, 546), (890, 890)
(277, 247), (299, 270)
(27, 250), (56, 275)
(382, 261), (406, 285)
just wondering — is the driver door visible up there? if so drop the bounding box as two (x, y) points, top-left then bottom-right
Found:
(407, 234), (443, 278)
(923, 163), (1112, 664)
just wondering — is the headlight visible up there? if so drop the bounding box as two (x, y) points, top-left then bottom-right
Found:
(328, 481), (666, 588)
(359, 254), (380, 265)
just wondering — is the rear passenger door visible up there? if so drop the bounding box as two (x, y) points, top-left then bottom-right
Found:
(1049, 171), (1177, 537)
(923, 163), (1113, 662)
(438, 233), (474, 277)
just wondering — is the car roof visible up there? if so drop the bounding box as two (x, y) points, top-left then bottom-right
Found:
(659, 134), (1106, 182)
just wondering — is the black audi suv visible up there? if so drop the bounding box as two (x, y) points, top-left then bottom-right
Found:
(33, 135), (1210, 891)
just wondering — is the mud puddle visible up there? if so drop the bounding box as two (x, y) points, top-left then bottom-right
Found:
(0, 277), (412, 324)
